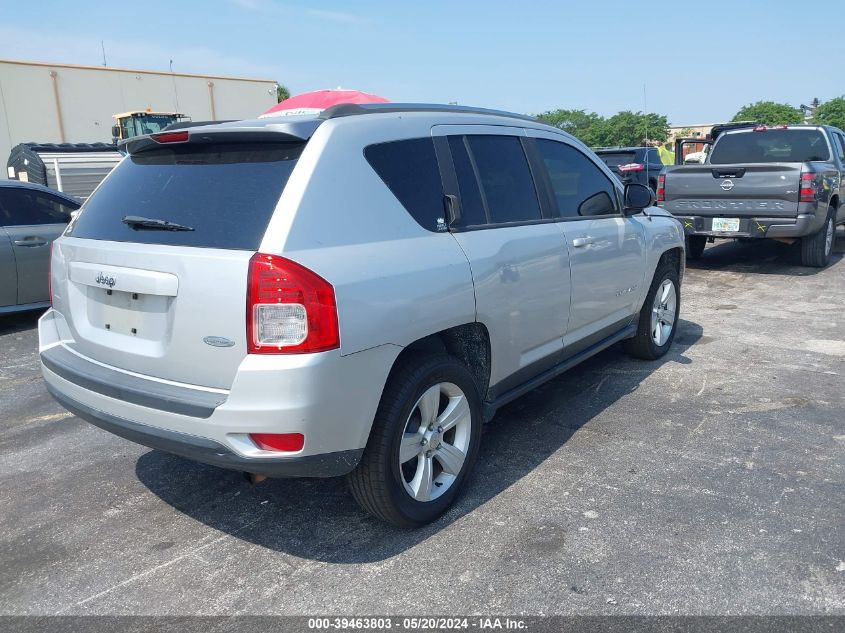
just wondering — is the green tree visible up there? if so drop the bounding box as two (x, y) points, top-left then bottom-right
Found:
(276, 83), (291, 103)
(535, 109), (605, 146)
(731, 101), (803, 125)
(813, 96), (845, 129)
(597, 111), (669, 147)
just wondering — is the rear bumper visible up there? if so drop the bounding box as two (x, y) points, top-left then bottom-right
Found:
(672, 213), (823, 239)
(39, 308), (400, 477)
(47, 384), (362, 477)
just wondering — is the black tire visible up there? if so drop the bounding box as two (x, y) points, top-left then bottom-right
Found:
(800, 207), (835, 268)
(348, 353), (482, 528)
(685, 235), (707, 260)
(624, 260), (680, 360)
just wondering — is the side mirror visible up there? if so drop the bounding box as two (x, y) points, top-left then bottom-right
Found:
(111, 125), (120, 140)
(623, 183), (655, 215)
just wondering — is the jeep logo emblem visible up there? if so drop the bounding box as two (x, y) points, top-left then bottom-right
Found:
(95, 273), (116, 288)
(203, 336), (235, 348)
(720, 179), (734, 191)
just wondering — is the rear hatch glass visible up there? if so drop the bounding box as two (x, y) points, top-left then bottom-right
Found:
(596, 152), (638, 171)
(67, 142), (303, 249)
(710, 129), (830, 164)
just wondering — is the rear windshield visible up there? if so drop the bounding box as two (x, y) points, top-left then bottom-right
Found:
(596, 152), (637, 167)
(67, 142), (303, 249)
(710, 129), (830, 164)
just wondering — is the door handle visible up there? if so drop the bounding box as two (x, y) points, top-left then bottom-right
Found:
(14, 238), (48, 247)
(572, 236), (594, 248)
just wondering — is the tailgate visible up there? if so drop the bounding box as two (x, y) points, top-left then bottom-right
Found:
(52, 239), (252, 390)
(662, 164), (801, 217)
(51, 137), (305, 390)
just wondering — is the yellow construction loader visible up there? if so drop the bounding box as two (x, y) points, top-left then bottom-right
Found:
(111, 110), (191, 143)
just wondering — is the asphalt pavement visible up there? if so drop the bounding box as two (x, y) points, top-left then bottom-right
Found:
(1, 234), (843, 615)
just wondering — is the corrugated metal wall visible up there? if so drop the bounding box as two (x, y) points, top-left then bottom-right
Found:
(0, 60), (278, 179)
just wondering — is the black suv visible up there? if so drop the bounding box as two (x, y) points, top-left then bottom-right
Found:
(595, 146), (664, 192)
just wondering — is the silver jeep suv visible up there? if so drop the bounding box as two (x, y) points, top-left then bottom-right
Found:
(39, 104), (685, 527)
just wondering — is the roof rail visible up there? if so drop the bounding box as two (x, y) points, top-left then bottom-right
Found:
(319, 102), (539, 123)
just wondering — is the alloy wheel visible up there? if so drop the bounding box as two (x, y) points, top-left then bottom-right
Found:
(398, 382), (472, 502)
(651, 279), (677, 346)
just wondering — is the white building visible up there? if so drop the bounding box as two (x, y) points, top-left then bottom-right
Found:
(0, 58), (279, 178)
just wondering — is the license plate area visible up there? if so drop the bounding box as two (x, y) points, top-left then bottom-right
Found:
(85, 286), (170, 341)
(711, 217), (740, 232)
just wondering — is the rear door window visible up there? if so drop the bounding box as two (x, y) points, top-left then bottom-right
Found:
(447, 136), (488, 227)
(834, 133), (845, 162)
(0, 188), (77, 226)
(463, 135), (542, 224)
(710, 129), (830, 163)
(536, 139), (619, 218)
(364, 138), (445, 232)
(67, 142), (303, 249)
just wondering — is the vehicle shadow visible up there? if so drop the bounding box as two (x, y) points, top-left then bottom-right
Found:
(136, 319), (703, 563)
(686, 227), (844, 276)
(0, 309), (44, 335)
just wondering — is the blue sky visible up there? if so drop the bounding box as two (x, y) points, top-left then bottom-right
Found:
(0, 0), (840, 125)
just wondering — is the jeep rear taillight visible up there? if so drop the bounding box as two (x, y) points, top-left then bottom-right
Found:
(656, 174), (666, 203)
(800, 171), (818, 203)
(246, 253), (339, 354)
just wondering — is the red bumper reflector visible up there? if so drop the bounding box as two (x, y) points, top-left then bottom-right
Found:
(249, 433), (305, 452)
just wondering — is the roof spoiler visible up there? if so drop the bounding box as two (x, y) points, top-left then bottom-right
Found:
(120, 119), (323, 155)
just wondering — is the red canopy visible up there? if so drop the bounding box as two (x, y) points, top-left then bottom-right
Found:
(260, 89), (389, 118)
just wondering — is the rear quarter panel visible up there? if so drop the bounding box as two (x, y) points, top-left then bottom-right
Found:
(259, 115), (477, 357)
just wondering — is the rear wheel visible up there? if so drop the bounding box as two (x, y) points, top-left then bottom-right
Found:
(624, 261), (680, 360)
(348, 354), (482, 527)
(801, 207), (835, 267)
(685, 235), (707, 260)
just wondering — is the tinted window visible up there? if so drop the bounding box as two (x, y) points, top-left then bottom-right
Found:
(447, 136), (487, 227)
(464, 135), (541, 224)
(835, 133), (845, 161)
(365, 138), (445, 232)
(0, 188), (78, 226)
(537, 139), (619, 218)
(67, 142), (302, 249)
(648, 149), (662, 165)
(710, 129), (830, 164)
(596, 152), (637, 168)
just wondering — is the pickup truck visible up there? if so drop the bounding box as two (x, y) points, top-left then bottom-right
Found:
(658, 124), (845, 267)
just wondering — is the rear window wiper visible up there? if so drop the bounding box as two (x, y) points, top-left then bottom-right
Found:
(122, 215), (195, 231)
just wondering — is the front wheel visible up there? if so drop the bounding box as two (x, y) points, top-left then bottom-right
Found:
(801, 208), (835, 267)
(348, 354), (482, 527)
(624, 261), (680, 360)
